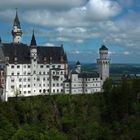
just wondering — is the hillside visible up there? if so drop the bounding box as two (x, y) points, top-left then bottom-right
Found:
(0, 78), (140, 140)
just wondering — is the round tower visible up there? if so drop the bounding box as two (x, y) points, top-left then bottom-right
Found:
(75, 61), (81, 73)
(11, 9), (22, 44)
(97, 45), (110, 82)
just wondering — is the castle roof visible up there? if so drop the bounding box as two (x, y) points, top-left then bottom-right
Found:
(76, 61), (80, 65)
(13, 10), (21, 28)
(0, 43), (67, 64)
(99, 45), (108, 51)
(78, 72), (99, 78)
(30, 31), (37, 46)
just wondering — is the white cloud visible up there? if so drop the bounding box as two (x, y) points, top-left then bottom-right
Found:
(0, 0), (87, 10)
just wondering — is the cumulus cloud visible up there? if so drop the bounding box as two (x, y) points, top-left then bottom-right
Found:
(0, 0), (140, 63)
(22, 0), (121, 27)
(0, 0), (87, 10)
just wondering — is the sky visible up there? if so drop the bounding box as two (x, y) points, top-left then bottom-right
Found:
(0, 0), (140, 64)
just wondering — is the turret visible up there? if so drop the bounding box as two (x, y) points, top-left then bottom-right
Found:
(97, 45), (110, 83)
(75, 61), (81, 73)
(11, 9), (22, 44)
(30, 30), (37, 59)
(30, 31), (37, 94)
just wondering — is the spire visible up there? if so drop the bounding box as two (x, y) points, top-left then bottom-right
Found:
(99, 45), (108, 51)
(30, 30), (37, 46)
(76, 61), (80, 65)
(13, 8), (21, 28)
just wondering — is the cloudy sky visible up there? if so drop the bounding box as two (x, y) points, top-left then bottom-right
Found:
(0, 0), (140, 63)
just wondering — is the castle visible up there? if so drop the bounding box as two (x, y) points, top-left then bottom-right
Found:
(0, 11), (110, 101)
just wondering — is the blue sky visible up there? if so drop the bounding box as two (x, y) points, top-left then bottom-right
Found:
(0, 0), (140, 63)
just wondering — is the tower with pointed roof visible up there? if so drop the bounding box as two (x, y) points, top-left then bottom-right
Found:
(30, 31), (38, 94)
(97, 45), (110, 83)
(75, 61), (81, 73)
(11, 9), (22, 44)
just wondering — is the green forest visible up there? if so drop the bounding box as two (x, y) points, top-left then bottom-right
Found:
(0, 78), (140, 140)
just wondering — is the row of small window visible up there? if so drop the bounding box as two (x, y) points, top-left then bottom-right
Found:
(11, 65), (30, 69)
(73, 84), (99, 87)
(11, 65), (62, 69)
(73, 89), (98, 93)
(10, 71), (64, 76)
(11, 83), (63, 89)
(11, 89), (63, 94)
(11, 72), (31, 76)
(74, 78), (99, 81)
(11, 77), (64, 82)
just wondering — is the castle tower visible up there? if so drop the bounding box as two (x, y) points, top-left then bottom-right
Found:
(97, 45), (110, 82)
(30, 31), (37, 94)
(11, 9), (22, 44)
(75, 61), (81, 73)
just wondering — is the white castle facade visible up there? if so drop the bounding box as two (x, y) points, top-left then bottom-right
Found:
(0, 11), (110, 101)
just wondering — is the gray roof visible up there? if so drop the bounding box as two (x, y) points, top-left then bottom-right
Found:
(13, 10), (21, 28)
(99, 45), (108, 51)
(0, 43), (67, 64)
(30, 31), (37, 46)
(78, 72), (99, 78)
(76, 61), (80, 65)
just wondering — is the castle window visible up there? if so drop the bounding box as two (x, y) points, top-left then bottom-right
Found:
(58, 65), (61, 68)
(11, 79), (14, 82)
(43, 78), (45, 81)
(11, 65), (14, 68)
(39, 90), (41, 93)
(57, 83), (59, 86)
(53, 89), (55, 93)
(19, 78), (22, 82)
(57, 89), (59, 93)
(46, 65), (49, 68)
(19, 85), (21, 88)
(61, 71), (63, 75)
(27, 72), (30, 75)
(28, 85), (30, 87)
(40, 65), (43, 68)
(28, 65), (30, 68)
(28, 78), (30, 81)
(17, 65), (20, 68)
(11, 85), (14, 89)
(39, 72), (41, 75)
(11, 72), (14, 75)
(43, 72), (45, 75)
(17, 72), (20, 75)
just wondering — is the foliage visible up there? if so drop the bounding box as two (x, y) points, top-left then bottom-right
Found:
(0, 79), (140, 139)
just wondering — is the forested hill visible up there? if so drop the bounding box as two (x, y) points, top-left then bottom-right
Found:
(0, 79), (140, 140)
